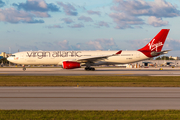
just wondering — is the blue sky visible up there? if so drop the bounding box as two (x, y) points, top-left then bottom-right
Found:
(1, 0), (180, 56)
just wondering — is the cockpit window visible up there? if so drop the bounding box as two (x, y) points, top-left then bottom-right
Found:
(10, 55), (16, 57)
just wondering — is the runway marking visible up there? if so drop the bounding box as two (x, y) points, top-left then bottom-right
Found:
(112, 74), (133, 75)
(1, 97), (180, 98)
(150, 75), (180, 76)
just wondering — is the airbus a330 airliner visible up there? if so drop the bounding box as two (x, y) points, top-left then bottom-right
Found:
(8, 29), (170, 71)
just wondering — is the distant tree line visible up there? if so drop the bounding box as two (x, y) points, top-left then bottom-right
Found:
(155, 56), (175, 60)
(0, 58), (9, 65)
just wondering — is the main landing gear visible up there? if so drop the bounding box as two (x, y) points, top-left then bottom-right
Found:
(85, 67), (95, 71)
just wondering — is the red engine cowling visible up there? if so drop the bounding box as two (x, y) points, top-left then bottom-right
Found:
(62, 61), (81, 69)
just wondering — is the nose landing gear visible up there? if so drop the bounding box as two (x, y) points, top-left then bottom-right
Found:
(22, 65), (26, 71)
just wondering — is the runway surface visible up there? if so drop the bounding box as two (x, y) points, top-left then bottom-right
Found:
(0, 67), (180, 76)
(0, 87), (180, 110)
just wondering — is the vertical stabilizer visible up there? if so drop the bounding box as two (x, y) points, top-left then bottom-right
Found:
(138, 29), (170, 52)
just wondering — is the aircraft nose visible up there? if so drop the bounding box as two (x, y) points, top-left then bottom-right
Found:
(7, 57), (12, 62)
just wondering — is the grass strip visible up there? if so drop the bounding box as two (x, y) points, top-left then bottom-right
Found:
(0, 110), (180, 120)
(0, 76), (180, 87)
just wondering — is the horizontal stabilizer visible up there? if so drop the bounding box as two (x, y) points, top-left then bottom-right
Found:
(151, 50), (171, 56)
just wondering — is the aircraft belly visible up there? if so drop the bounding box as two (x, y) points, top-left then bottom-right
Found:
(104, 52), (148, 64)
(105, 56), (133, 64)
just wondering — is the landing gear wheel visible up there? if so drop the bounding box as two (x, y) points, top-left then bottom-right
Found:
(85, 67), (95, 71)
(23, 67), (26, 71)
(22, 65), (26, 71)
(91, 68), (95, 71)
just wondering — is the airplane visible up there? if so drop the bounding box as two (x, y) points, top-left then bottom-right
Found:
(7, 29), (170, 71)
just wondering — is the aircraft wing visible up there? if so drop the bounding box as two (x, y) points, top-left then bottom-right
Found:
(71, 50), (122, 63)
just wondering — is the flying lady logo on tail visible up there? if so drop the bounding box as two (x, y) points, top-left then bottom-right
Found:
(138, 29), (169, 53)
(138, 29), (170, 57)
(148, 39), (163, 51)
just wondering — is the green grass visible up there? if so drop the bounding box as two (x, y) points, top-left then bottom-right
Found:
(0, 110), (180, 120)
(0, 76), (180, 87)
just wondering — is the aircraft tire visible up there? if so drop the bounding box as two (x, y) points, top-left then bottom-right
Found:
(85, 67), (95, 71)
(23, 67), (26, 71)
(91, 68), (95, 71)
(85, 67), (89, 71)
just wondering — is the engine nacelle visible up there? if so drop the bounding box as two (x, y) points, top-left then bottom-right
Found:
(62, 61), (81, 69)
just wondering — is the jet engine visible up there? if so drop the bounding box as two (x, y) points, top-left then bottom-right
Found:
(62, 61), (81, 69)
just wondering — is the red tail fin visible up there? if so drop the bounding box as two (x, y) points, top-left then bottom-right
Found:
(138, 29), (170, 52)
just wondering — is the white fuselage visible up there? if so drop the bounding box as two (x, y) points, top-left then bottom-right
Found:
(8, 50), (149, 65)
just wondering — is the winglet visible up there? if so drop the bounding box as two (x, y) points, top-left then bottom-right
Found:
(116, 50), (122, 54)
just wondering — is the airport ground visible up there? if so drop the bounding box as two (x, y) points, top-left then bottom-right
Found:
(0, 75), (180, 87)
(0, 67), (180, 76)
(1, 110), (180, 120)
(0, 87), (180, 110)
(0, 67), (180, 119)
